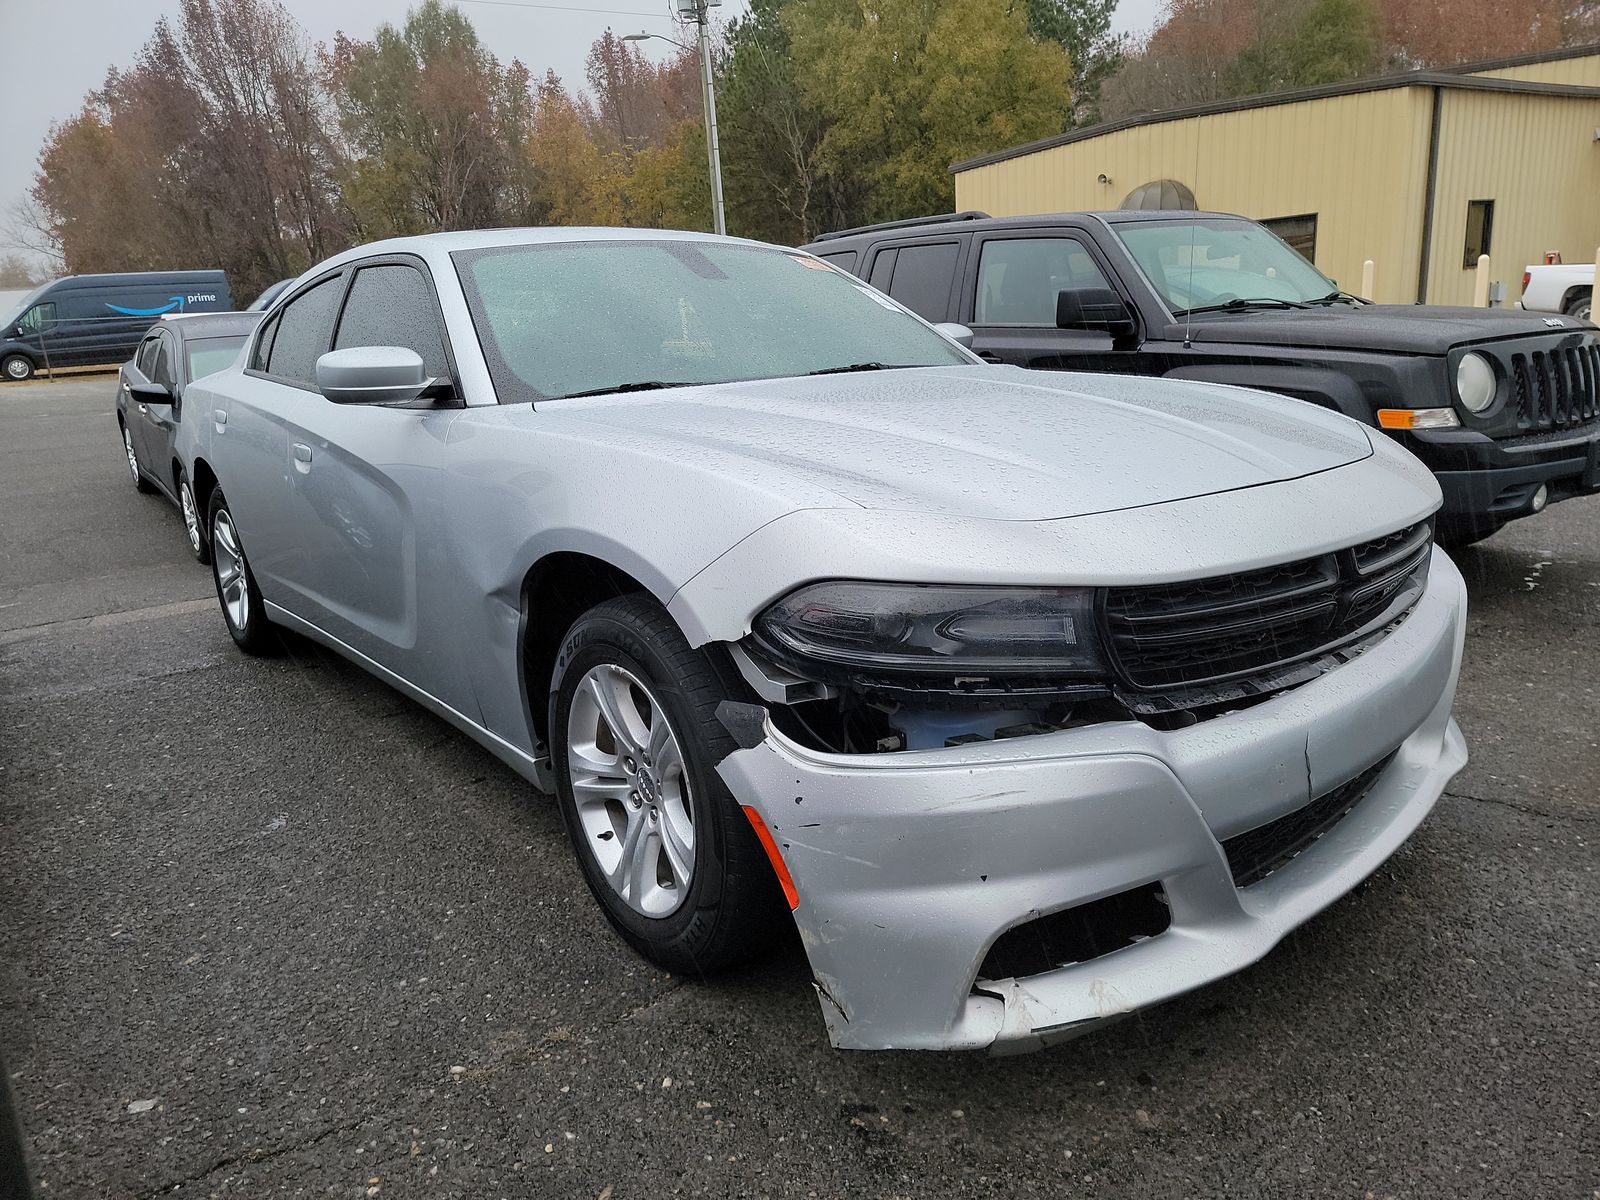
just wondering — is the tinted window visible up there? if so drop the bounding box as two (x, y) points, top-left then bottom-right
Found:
(868, 248), (896, 292)
(333, 264), (450, 382)
(453, 240), (969, 404)
(251, 312), (279, 372)
(136, 336), (160, 376)
(884, 242), (957, 321)
(186, 335), (247, 381)
(266, 276), (342, 385)
(976, 238), (1112, 326)
(817, 251), (858, 275)
(152, 335), (176, 390)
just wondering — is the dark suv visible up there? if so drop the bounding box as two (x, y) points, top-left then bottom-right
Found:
(802, 210), (1600, 545)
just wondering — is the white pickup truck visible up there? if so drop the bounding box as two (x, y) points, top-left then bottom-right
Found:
(1521, 263), (1593, 320)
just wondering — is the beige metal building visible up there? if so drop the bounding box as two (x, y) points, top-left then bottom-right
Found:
(952, 46), (1600, 307)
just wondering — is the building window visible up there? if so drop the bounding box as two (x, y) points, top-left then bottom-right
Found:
(1262, 214), (1318, 262)
(1463, 200), (1494, 270)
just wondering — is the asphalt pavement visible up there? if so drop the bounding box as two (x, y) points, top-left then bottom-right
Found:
(2, 377), (1596, 1199)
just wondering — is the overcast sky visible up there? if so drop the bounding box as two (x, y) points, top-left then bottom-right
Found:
(1, 0), (1163, 264)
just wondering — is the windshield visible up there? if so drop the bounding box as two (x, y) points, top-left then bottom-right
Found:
(0, 282), (51, 330)
(452, 240), (971, 402)
(1113, 218), (1338, 314)
(185, 334), (247, 380)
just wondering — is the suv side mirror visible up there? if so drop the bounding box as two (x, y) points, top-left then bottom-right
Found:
(315, 346), (432, 405)
(1056, 287), (1138, 344)
(129, 381), (173, 406)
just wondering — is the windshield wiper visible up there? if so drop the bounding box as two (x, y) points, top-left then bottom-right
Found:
(1306, 289), (1365, 306)
(1171, 297), (1313, 317)
(806, 361), (919, 375)
(550, 380), (697, 400)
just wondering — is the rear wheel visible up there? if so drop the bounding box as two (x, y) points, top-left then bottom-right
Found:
(550, 594), (786, 975)
(178, 468), (209, 564)
(122, 423), (154, 493)
(1564, 291), (1592, 322)
(1, 354), (33, 382)
(208, 489), (279, 655)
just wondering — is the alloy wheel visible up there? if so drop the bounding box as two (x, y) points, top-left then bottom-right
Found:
(181, 479), (201, 553)
(566, 663), (695, 918)
(3, 357), (29, 381)
(212, 509), (250, 631)
(123, 428), (141, 485)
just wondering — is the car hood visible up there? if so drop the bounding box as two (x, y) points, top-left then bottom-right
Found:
(1173, 304), (1583, 353)
(549, 365), (1372, 521)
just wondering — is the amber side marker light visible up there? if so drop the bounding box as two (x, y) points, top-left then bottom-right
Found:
(741, 806), (800, 910)
(1377, 407), (1461, 430)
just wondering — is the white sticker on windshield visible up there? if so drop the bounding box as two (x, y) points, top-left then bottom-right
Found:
(854, 284), (901, 312)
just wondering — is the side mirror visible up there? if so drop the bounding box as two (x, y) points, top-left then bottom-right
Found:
(932, 322), (975, 350)
(315, 346), (431, 405)
(129, 381), (173, 406)
(1056, 287), (1138, 343)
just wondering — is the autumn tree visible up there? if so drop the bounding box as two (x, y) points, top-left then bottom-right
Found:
(585, 31), (700, 154)
(783, 0), (1076, 221)
(327, 1), (537, 238)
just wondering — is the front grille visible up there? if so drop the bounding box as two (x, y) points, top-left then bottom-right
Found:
(1102, 521), (1431, 691)
(1509, 343), (1600, 431)
(1222, 753), (1395, 887)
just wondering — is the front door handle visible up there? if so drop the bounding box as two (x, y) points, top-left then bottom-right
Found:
(213, 409), (228, 425)
(293, 443), (313, 463)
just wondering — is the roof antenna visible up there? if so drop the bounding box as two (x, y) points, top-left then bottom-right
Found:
(1184, 123), (1200, 349)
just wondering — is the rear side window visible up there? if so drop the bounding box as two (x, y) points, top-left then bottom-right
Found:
(975, 238), (1112, 326)
(265, 276), (343, 386)
(881, 242), (958, 321)
(333, 263), (450, 382)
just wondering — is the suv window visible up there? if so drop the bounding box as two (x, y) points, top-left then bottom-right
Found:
(333, 263), (450, 382)
(266, 276), (343, 386)
(976, 238), (1112, 326)
(877, 242), (958, 321)
(815, 250), (858, 274)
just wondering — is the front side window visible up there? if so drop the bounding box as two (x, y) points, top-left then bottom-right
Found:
(1114, 217), (1336, 315)
(453, 240), (970, 404)
(136, 336), (160, 376)
(152, 335), (176, 390)
(186, 335), (247, 382)
(18, 302), (57, 335)
(975, 238), (1112, 326)
(265, 275), (343, 386)
(333, 263), (450, 383)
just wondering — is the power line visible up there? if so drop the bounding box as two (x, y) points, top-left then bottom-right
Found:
(449, 0), (670, 17)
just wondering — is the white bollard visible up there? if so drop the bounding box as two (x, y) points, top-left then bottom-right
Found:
(1361, 259), (1375, 301)
(1473, 254), (1491, 307)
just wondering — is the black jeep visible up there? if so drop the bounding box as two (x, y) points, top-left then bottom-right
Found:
(802, 210), (1600, 546)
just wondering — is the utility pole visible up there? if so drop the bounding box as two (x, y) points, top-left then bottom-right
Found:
(626, 0), (725, 236)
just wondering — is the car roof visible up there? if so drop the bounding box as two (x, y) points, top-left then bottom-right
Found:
(155, 311), (262, 338)
(315, 226), (780, 270)
(805, 209), (1250, 248)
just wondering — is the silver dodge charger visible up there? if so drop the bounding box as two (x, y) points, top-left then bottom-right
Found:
(179, 228), (1468, 1052)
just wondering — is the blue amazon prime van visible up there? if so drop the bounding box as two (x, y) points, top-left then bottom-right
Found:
(0, 270), (232, 381)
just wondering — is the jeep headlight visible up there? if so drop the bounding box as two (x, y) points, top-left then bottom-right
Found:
(1455, 352), (1496, 413)
(754, 582), (1106, 680)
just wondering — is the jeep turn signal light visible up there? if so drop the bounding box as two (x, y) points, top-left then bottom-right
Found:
(1377, 407), (1461, 430)
(742, 806), (800, 910)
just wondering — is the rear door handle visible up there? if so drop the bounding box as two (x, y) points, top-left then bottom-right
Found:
(213, 409), (228, 425)
(292, 443), (313, 473)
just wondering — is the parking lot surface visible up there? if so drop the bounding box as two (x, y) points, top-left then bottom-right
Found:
(2, 377), (1597, 1198)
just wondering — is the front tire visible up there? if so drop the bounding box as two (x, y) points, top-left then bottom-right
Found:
(550, 594), (786, 976)
(179, 468), (209, 564)
(122, 423), (155, 493)
(2, 354), (34, 382)
(208, 489), (279, 655)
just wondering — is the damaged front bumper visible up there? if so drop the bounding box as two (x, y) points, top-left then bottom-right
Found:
(716, 548), (1468, 1052)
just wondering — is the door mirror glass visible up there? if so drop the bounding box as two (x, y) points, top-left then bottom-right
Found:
(932, 322), (975, 349)
(1056, 287), (1137, 340)
(129, 381), (174, 405)
(315, 346), (430, 405)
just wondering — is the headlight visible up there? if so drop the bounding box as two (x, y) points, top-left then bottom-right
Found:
(754, 581), (1105, 679)
(1455, 352), (1496, 413)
